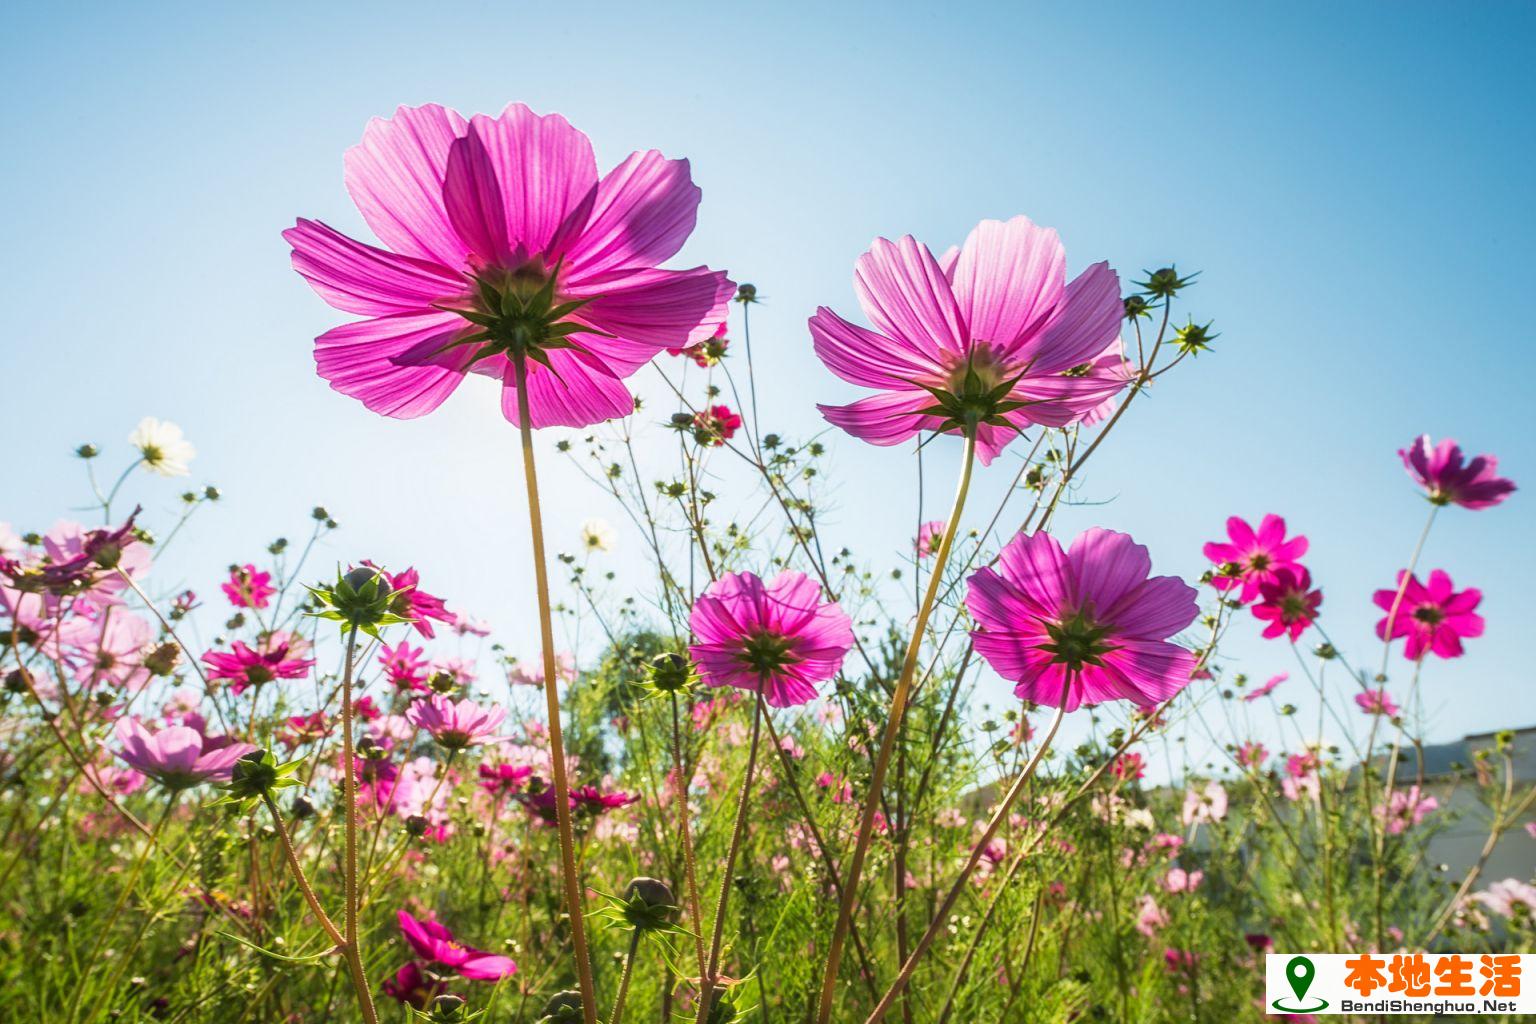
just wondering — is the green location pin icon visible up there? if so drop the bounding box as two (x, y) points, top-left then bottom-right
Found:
(1286, 956), (1315, 1003)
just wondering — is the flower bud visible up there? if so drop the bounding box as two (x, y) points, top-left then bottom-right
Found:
(538, 990), (584, 1024)
(4, 668), (31, 694)
(142, 641), (182, 677)
(621, 876), (677, 931)
(735, 283), (757, 303)
(427, 994), (467, 1022)
(405, 815), (430, 837)
(647, 652), (693, 694)
(225, 750), (282, 799)
(76, 444), (100, 459)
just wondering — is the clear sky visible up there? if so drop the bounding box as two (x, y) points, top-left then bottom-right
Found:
(3, 1), (1532, 773)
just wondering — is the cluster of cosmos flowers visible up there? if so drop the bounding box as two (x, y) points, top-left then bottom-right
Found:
(1, 99), (1520, 1023)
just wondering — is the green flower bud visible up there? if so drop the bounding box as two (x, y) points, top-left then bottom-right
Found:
(647, 652), (694, 694)
(538, 990), (584, 1024)
(621, 876), (677, 931)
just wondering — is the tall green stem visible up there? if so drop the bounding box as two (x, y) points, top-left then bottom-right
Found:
(513, 354), (598, 1024)
(338, 625), (380, 1024)
(815, 430), (977, 1024)
(864, 688), (1070, 1024)
(695, 691), (765, 1024)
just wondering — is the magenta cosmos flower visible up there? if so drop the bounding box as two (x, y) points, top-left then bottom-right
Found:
(1202, 514), (1308, 604)
(1252, 567), (1321, 641)
(965, 528), (1199, 711)
(1373, 569), (1484, 660)
(285, 103), (733, 428)
(363, 564), (456, 638)
(405, 694), (506, 750)
(397, 911), (516, 980)
(810, 216), (1127, 464)
(113, 718), (255, 790)
(688, 570), (854, 707)
(201, 631), (315, 694)
(1400, 435), (1516, 509)
(221, 564), (275, 609)
(1241, 671), (1287, 702)
(1354, 687), (1401, 717)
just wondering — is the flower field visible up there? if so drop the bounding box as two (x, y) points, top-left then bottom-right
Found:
(0, 99), (1527, 1024)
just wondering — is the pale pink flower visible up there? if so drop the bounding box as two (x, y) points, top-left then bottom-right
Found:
(113, 717), (254, 790)
(1180, 780), (1228, 826)
(1135, 894), (1169, 937)
(1161, 867), (1204, 893)
(1354, 688), (1401, 717)
(1241, 672), (1287, 702)
(508, 651), (576, 688)
(406, 694), (506, 749)
(1472, 879), (1536, 919)
(811, 216), (1127, 464)
(915, 521), (947, 559)
(1378, 785), (1438, 835)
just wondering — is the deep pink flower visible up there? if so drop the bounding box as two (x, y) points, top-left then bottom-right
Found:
(276, 711), (330, 748)
(691, 404), (741, 446)
(477, 762), (534, 799)
(688, 570), (854, 707)
(570, 784), (640, 813)
(1241, 672), (1287, 702)
(221, 564), (275, 609)
(366, 564), (456, 639)
(965, 528), (1199, 711)
(915, 520), (946, 559)
(1354, 688), (1401, 717)
(1373, 569), (1483, 660)
(668, 321), (729, 367)
(285, 103), (733, 428)
(810, 216), (1127, 465)
(381, 961), (447, 1008)
(1, 511), (146, 603)
(405, 694), (505, 750)
(1400, 435), (1516, 509)
(396, 911), (516, 980)
(202, 631), (315, 695)
(1378, 785), (1438, 835)
(1252, 568), (1321, 641)
(1202, 515), (1308, 604)
(380, 640), (430, 691)
(1111, 752), (1145, 781)
(113, 717), (255, 790)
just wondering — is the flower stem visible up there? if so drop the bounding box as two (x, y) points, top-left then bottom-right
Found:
(815, 430), (977, 1024)
(671, 692), (710, 983)
(260, 791), (343, 946)
(695, 691), (765, 1024)
(338, 624), (379, 1024)
(609, 928), (642, 1024)
(863, 690), (1070, 1024)
(513, 354), (598, 1024)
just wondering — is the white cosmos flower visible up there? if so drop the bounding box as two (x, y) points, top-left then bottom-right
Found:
(580, 518), (616, 553)
(128, 417), (195, 477)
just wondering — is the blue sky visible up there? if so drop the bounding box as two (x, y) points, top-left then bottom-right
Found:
(3, 1), (1532, 772)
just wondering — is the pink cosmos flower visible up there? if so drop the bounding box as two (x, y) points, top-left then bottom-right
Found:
(1202, 515), (1308, 604)
(691, 404), (741, 446)
(70, 611), (154, 691)
(477, 762), (534, 799)
(396, 911), (516, 980)
(405, 695), (506, 750)
(1135, 895), (1169, 937)
(1472, 879), (1536, 919)
(965, 528), (1199, 711)
(1236, 741), (1269, 770)
(1354, 688), (1401, 717)
(221, 564), (275, 609)
(381, 961), (447, 1009)
(1161, 867), (1204, 893)
(276, 711), (329, 748)
(1111, 752), (1146, 781)
(1241, 672), (1287, 702)
(915, 521), (947, 559)
(1400, 435), (1516, 509)
(2, 513), (148, 606)
(201, 631), (316, 695)
(668, 321), (729, 367)
(364, 565), (456, 639)
(1378, 785), (1438, 835)
(1181, 780), (1228, 826)
(810, 216), (1127, 465)
(1373, 569), (1484, 660)
(113, 717), (255, 790)
(507, 651), (576, 688)
(688, 570), (854, 707)
(380, 640), (430, 691)
(1252, 568), (1321, 641)
(285, 103), (732, 429)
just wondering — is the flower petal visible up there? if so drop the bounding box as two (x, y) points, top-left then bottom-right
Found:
(1018, 261), (1123, 373)
(314, 311), (474, 419)
(345, 104), (472, 268)
(466, 104), (599, 260)
(951, 216), (1065, 350)
(285, 219), (464, 316)
(563, 150), (701, 279)
(853, 236), (966, 361)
